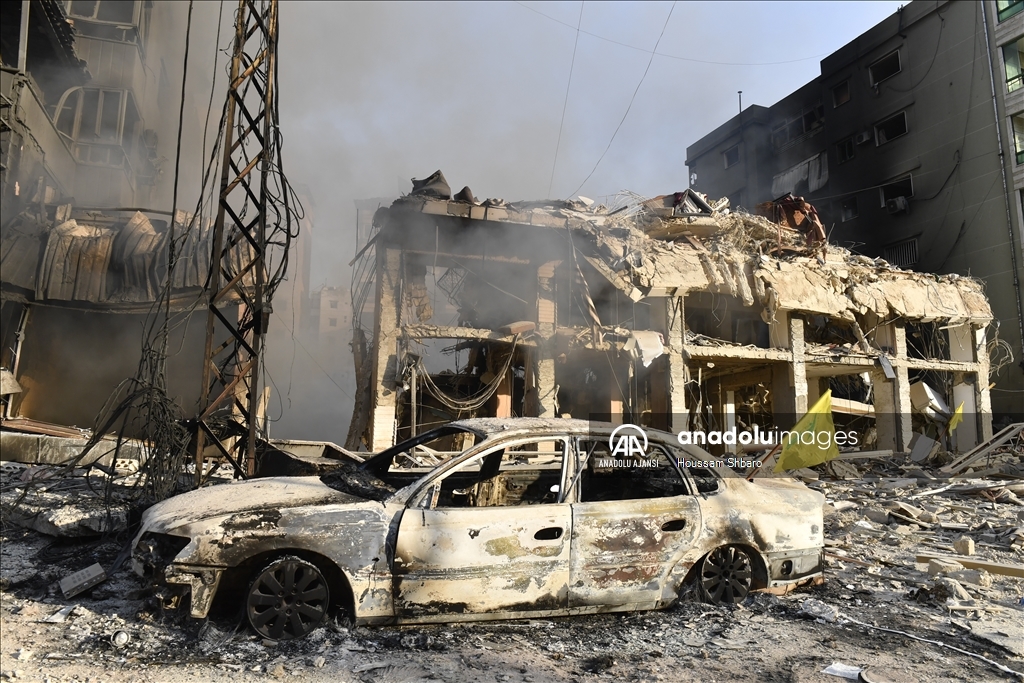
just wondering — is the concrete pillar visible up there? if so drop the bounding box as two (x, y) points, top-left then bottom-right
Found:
(724, 390), (736, 431)
(892, 324), (914, 453)
(871, 368), (898, 452)
(369, 247), (401, 451)
(534, 353), (558, 418)
(769, 313), (807, 428)
(536, 261), (559, 336)
(973, 325), (993, 442)
(948, 324), (979, 449)
(659, 296), (688, 432)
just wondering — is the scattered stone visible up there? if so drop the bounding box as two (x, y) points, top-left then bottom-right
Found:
(799, 598), (839, 623)
(947, 569), (992, 588)
(863, 508), (890, 525)
(312, 656), (325, 669)
(268, 663), (285, 678)
(887, 502), (924, 519)
(927, 558), (963, 576)
(932, 577), (972, 601)
(952, 536), (975, 556)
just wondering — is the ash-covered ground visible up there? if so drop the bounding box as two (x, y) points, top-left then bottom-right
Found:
(2, 469), (1023, 682)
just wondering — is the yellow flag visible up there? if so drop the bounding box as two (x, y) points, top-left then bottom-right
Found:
(948, 402), (964, 432)
(774, 389), (840, 472)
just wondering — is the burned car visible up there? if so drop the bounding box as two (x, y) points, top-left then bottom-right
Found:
(132, 418), (824, 640)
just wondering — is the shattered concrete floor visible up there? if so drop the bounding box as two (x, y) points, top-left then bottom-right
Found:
(2, 470), (1023, 682)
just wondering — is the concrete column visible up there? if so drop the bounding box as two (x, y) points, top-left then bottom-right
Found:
(724, 390), (736, 431)
(536, 261), (559, 336)
(769, 313), (807, 427)
(369, 247), (401, 451)
(948, 324), (979, 449)
(660, 296), (688, 432)
(534, 352), (558, 417)
(891, 324), (913, 452)
(871, 368), (898, 452)
(974, 325), (993, 442)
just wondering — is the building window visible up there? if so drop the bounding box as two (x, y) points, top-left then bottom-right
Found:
(723, 145), (740, 168)
(1003, 39), (1024, 92)
(771, 103), (824, 149)
(66, 1), (142, 44)
(869, 50), (901, 86)
(836, 137), (855, 164)
(329, 300), (338, 309)
(67, 1), (137, 23)
(883, 238), (919, 268)
(879, 175), (914, 207)
(832, 80), (851, 108)
(1014, 115), (1024, 165)
(329, 318), (338, 327)
(841, 197), (858, 222)
(997, 0), (1024, 22)
(53, 87), (141, 169)
(875, 111), (908, 145)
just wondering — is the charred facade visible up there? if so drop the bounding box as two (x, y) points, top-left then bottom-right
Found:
(349, 174), (995, 456)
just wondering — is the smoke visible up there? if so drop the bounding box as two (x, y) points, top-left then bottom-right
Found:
(63, 1), (896, 446)
(273, 1), (903, 283)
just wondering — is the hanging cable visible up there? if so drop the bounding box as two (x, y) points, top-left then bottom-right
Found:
(570, 2), (676, 197)
(415, 336), (520, 413)
(548, 1), (583, 198)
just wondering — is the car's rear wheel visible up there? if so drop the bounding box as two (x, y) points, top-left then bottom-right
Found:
(699, 545), (753, 604)
(246, 555), (330, 641)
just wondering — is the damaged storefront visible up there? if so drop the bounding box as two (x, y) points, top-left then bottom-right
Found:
(0, 205), (246, 458)
(348, 172), (996, 457)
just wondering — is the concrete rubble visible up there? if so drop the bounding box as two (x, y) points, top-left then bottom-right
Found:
(2, 443), (1022, 681)
(348, 174), (999, 464)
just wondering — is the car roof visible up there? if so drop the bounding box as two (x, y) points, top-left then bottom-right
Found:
(447, 417), (678, 443)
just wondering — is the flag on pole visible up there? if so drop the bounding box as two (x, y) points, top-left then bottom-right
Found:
(774, 389), (840, 472)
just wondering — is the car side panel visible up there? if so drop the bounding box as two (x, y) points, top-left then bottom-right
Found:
(569, 496), (701, 608)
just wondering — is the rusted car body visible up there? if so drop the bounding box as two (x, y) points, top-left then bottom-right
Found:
(132, 418), (824, 640)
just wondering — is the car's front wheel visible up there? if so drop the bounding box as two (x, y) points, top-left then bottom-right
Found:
(246, 555), (330, 640)
(698, 545), (753, 604)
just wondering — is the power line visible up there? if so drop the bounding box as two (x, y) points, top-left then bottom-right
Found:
(571, 1), (675, 198)
(512, 1), (827, 67)
(548, 1), (584, 198)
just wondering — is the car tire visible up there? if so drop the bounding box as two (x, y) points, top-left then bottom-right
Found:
(246, 555), (330, 641)
(698, 545), (753, 604)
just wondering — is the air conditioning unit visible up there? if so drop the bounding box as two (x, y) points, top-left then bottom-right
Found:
(854, 130), (872, 145)
(886, 196), (910, 214)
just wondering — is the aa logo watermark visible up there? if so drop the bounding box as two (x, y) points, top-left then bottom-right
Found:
(608, 424), (648, 458)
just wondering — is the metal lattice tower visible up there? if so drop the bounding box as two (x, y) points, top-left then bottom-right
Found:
(193, 0), (280, 482)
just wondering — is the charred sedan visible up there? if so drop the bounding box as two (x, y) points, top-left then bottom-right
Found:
(132, 418), (824, 640)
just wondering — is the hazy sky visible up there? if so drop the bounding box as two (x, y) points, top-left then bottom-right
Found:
(271, 1), (905, 286)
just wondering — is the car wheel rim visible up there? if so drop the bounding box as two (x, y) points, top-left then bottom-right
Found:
(247, 558), (329, 641)
(700, 546), (752, 604)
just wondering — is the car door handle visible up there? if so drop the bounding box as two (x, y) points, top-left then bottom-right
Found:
(661, 519), (687, 532)
(534, 527), (563, 541)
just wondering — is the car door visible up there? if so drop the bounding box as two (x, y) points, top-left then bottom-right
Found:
(393, 436), (572, 619)
(568, 437), (701, 609)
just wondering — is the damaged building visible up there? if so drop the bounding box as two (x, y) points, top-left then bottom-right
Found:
(684, 0), (1024, 418)
(0, 2), (220, 447)
(348, 172), (995, 457)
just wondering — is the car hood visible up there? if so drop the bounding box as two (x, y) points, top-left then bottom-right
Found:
(140, 476), (364, 533)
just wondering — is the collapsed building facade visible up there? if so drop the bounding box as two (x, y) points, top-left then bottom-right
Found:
(348, 173), (995, 457)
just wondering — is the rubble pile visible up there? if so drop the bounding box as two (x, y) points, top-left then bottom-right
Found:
(2, 448), (1022, 681)
(564, 194), (992, 326)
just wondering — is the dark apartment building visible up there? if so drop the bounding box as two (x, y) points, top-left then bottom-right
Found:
(686, 0), (1024, 418)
